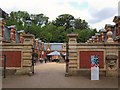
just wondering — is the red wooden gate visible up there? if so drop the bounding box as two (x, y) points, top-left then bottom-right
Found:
(2, 51), (21, 67)
(79, 51), (104, 69)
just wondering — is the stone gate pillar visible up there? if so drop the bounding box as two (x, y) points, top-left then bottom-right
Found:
(67, 34), (78, 75)
(105, 29), (118, 77)
(0, 19), (2, 43)
(16, 34), (34, 75)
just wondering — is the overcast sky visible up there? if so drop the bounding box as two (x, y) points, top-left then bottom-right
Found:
(0, 0), (119, 31)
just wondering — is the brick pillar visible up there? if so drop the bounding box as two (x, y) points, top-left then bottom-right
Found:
(101, 32), (104, 42)
(10, 28), (16, 43)
(16, 34), (34, 75)
(67, 34), (78, 75)
(0, 18), (5, 43)
(20, 32), (24, 43)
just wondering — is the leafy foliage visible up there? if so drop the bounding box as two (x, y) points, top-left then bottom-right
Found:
(5, 11), (97, 43)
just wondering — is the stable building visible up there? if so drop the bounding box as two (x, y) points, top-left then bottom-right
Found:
(113, 16), (120, 43)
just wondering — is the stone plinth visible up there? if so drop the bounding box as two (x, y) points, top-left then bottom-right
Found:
(23, 34), (34, 44)
(106, 55), (118, 77)
(67, 34), (78, 44)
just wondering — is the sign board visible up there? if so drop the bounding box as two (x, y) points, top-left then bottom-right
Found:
(91, 55), (99, 80)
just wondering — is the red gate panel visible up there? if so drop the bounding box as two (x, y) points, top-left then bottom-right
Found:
(2, 51), (21, 67)
(79, 51), (104, 69)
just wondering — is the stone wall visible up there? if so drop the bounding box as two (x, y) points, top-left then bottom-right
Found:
(2, 34), (34, 75)
(0, 18), (34, 75)
(67, 34), (120, 77)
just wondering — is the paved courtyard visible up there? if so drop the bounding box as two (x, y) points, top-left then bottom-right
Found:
(2, 62), (118, 88)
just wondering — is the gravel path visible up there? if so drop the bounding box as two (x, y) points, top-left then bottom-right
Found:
(2, 62), (118, 88)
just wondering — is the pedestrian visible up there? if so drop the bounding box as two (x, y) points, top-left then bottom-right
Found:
(45, 57), (47, 63)
(33, 57), (36, 65)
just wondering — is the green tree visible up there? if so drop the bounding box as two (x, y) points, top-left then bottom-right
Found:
(30, 14), (49, 26)
(5, 11), (97, 43)
(75, 18), (88, 30)
(53, 14), (74, 30)
(6, 11), (29, 30)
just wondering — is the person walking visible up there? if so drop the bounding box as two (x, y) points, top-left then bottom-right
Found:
(45, 57), (47, 63)
(33, 57), (36, 65)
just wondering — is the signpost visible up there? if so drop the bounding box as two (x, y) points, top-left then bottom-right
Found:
(91, 55), (99, 80)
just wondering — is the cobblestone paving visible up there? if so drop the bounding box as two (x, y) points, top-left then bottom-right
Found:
(2, 62), (118, 88)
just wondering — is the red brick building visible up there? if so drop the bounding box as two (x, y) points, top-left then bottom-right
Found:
(113, 16), (120, 43)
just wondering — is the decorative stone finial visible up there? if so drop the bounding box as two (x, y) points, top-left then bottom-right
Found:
(106, 30), (114, 43)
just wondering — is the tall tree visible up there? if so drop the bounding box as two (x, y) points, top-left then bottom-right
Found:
(75, 18), (88, 30)
(5, 11), (97, 43)
(53, 14), (74, 30)
(30, 14), (49, 26)
(6, 11), (29, 30)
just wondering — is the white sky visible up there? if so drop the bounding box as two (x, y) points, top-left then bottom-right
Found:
(0, 0), (119, 31)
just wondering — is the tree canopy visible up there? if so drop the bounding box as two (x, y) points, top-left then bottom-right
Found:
(6, 11), (97, 43)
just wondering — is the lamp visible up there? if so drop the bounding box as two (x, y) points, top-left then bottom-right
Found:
(69, 19), (75, 33)
(26, 17), (31, 34)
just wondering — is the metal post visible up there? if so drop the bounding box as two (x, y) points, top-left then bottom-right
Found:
(28, 26), (30, 34)
(65, 42), (69, 77)
(4, 55), (6, 78)
(32, 47), (34, 75)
